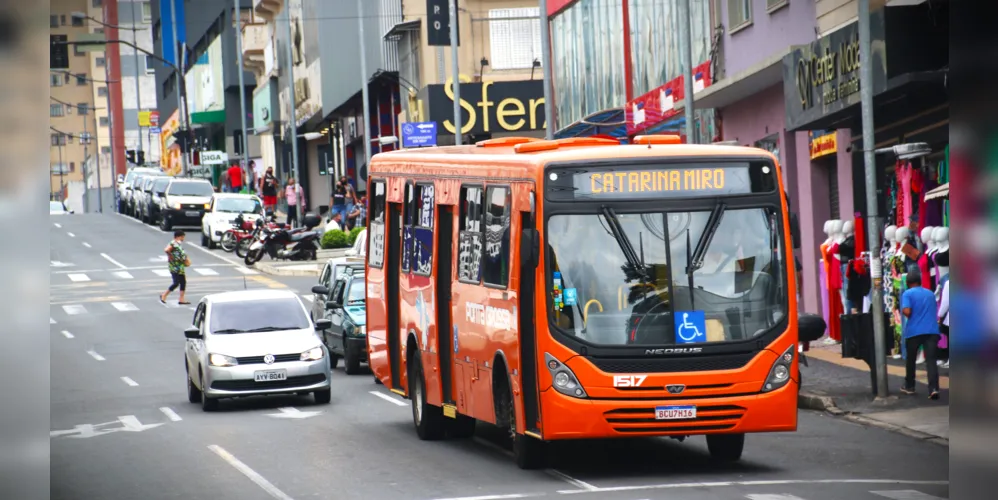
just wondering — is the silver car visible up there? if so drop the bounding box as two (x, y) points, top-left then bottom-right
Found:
(184, 289), (333, 411)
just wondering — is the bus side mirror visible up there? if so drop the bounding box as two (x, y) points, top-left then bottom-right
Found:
(798, 313), (826, 343)
(790, 212), (802, 249)
(521, 228), (539, 269)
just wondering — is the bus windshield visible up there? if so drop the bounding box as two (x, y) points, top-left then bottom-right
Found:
(547, 207), (788, 346)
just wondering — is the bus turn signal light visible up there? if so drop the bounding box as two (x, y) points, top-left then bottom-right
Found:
(544, 353), (587, 399)
(761, 344), (796, 393)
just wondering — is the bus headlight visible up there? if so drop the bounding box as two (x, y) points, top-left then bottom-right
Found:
(544, 353), (587, 399)
(761, 344), (796, 393)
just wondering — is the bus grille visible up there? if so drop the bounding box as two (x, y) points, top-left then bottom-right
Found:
(586, 352), (756, 373)
(603, 404), (746, 433)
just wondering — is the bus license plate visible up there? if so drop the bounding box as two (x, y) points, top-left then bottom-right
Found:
(254, 370), (287, 382)
(655, 405), (696, 420)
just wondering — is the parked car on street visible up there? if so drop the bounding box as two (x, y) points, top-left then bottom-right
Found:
(200, 193), (265, 248)
(183, 289), (333, 411)
(135, 176), (162, 223)
(310, 262), (367, 374)
(50, 200), (72, 215)
(158, 178), (214, 231)
(145, 177), (172, 225)
(117, 166), (161, 214)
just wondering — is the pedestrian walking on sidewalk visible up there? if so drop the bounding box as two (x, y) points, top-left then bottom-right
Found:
(900, 272), (940, 399)
(160, 229), (192, 305)
(283, 177), (305, 228)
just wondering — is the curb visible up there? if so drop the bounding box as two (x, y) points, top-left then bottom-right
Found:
(798, 391), (948, 447)
(252, 261), (320, 277)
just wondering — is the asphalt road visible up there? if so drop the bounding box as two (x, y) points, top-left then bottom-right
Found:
(50, 213), (950, 500)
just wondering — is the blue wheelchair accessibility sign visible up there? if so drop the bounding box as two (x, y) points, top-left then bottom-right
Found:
(674, 310), (707, 344)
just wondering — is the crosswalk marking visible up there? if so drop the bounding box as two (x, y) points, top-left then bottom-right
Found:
(152, 269), (172, 277)
(50, 317), (56, 324)
(67, 232), (75, 238)
(111, 302), (139, 312)
(63, 305), (87, 315)
(86, 350), (105, 361)
(234, 266), (259, 275)
(67, 273), (90, 282)
(82, 242), (91, 248)
(871, 490), (947, 500)
(113, 271), (134, 279)
(60, 330), (74, 339)
(121, 376), (139, 387)
(193, 268), (219, 276)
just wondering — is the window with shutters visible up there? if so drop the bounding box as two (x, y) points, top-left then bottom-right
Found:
(71, 16), (84, 27)
(488, 8), (541, 70)
(727, 0), (752, 31)
(50, 16), (58, 28)
(77, 103), (89, 115)
(50, 74), (62, 87)
(50, 104), (64, 117)
(99, 117), (110, 127)
(76, 74), (87, 86)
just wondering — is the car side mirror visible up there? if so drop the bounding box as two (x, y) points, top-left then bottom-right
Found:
(311, 285), (329, 295)
(325, 300), (340, 310)
(184, 326), (202, 340)
(315, 318), (332, 331)
(797, 313), (826, 343)
(790, 212), (802, 249)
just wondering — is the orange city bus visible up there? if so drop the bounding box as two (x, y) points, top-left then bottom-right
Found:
(364, 135), (826, 469)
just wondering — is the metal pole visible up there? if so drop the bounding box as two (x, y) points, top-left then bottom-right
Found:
(679, 0), (695, 144)
(284, 5), (302, 226)
(82, 113), (91, 213)
(169, 0), (189, 176)
(93, 107), (103, 213)
(358, 0), (373, 175)
(104, 54), (121, 212)
(449, 0), (461, 145)
(235, 0), (251, 191)
(58, 136), (65, 202)
(538, 0), (554, 140)
(131, 7), (144, 158)
(858, 0), (888, 398)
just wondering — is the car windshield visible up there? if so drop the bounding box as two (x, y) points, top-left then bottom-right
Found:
(154, 179), (170, 192)
(169, 182), (214, 197)
(346, 279), (365, 303)
(547, 207), (787, 346)
(216, 197), (262, 214)
(209, 297), (310, 334)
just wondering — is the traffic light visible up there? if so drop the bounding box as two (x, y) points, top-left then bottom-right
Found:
(125, 150), (136, 164)
(136, 151), (145, 165)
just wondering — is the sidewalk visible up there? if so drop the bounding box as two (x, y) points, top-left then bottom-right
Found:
(799, 339), (949, 446)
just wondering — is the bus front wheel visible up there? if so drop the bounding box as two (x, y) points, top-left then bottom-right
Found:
(706, 433), (745, 462)
(497, 375), (545, 469)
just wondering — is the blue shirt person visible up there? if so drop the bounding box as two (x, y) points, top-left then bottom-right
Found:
(899, 272), (941, 398)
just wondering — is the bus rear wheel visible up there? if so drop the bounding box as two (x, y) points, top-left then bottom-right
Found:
(408, 352), (445, 440)
(706, 433), (745, 462)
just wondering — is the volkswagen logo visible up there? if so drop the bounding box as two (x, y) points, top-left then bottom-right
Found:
(666, 384), (685, 394)
(263, 354), (275, 365)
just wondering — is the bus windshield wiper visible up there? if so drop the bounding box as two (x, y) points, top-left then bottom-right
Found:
(689, 202), (726, 274)
(599, 206), (648, 283)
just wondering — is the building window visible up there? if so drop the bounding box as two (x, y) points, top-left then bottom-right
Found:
(77, 103), (89, 115)
(142, 2), (152, 22)
(93, 28), (104, 35)
(153, 20), (161, 43)
(50, 104), (64, 117)
(101, 146), (112, 154)
(488, 8), (541, 70)
(61, 15), (67, 26)
(97, 87), (107, 97)
(71, 15), (84, 27)
(96, 56), (105, 67)
(99, 117), (110, 127)
(50, 15), (58, 28)
(76, 74), (87, 85)
(92, 0), (103, 7)
(482, 186), (511, 288)
(144, 55), (155, 73)
(727, 0), (752, 31)
(69, 162), (75, 173)
(67, 135), (74, 144)
(66, 104), (73, 115)
(50, 74), (63, 87)
(51, 134), (66, 146)
(74, 44), (86, 56)
(766, 0), (789, 12)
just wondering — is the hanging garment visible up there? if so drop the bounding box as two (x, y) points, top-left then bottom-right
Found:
(888, 253), (906, 355)
(854, 214), (866, 257)
(821, 242), (843, 342)
(921, 176), (943, 229)
(918, 251), (933, 290)
(897, 162), (913, 227)
(819, 261), (830, 337)
(846, 260), (872, 306)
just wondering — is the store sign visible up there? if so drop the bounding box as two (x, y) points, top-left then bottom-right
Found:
(138, 111), (152, 127)
(626, 61), (712, 136)
(809, 131), (837, 159)
(426, 76), (546, 135)
(199, 151), (228, 165)
(401, 122), (438, 148)
(783, 10), (886, 131)
(160, 110), (183, 176)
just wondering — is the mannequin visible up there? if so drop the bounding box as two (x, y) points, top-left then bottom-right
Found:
(919, 226), (937, 290)
(883, 225), (897, 259)
(933, 227), (950, 283)
(836, 220), (856, 311)
(887, 226), (912, 357)
(881, 224), (898, 331)
(818, 221), (833, 341)
(820, 220), (843, 343)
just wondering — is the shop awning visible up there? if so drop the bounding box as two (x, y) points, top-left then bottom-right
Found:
(554, 108), (627, 139)
(925, 182), (948, 201)
(693, 49), (787, 110)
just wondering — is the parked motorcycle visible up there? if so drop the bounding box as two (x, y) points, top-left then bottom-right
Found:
(244, 214), (323, 266)
(220, 213), (280, 253)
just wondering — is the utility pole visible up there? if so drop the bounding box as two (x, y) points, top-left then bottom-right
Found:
(283, 5), (302, 226)
(858, 0), (889, 398)
(449, 0), (461, 145)
(89, 104), (104, 213)
(235, 0), (251, 191)
(357, 0), (372, 177)
(131, 4), (144, 158)
(58, 134), (65, 202)
(169, 0), (189, 176)
(679, 0), (695, 144)
(538, 0), (554, 140)
(82, 111), (91, 213)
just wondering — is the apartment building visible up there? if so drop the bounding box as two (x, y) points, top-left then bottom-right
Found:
(113, 0), (161, 165)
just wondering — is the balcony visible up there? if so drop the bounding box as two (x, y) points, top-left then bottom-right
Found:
(242, 24), (268, 77)
(253, 0), (284, 21)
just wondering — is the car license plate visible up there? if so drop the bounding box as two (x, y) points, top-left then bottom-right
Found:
(254, 370), (287, 382)
(185, 210), (200, 217)
(655, 405), (696, 420)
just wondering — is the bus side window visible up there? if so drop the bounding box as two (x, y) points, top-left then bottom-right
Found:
(482, 186), (511, 288)
(412, 183), (435, 275)
(458, 185), (484, 283)
(367, 181), (386, 268)
(401, 182), (415, 272)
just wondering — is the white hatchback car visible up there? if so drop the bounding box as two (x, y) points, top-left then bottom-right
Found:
(200, 193), (264, 248)
(184, 289), (333, 411)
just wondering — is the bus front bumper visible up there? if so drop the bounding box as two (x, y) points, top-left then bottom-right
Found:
(538, 380), (799, 440)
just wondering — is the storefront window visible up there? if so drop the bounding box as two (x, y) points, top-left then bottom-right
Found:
(628, 0), (713, 97)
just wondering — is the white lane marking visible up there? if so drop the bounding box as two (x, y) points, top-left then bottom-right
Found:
(67, 232), (75, 238)
(301, 295), (314, 302)
(86, 350), (105, 361)
(113, 271), (134, 279)
(152, 269), (172, 277)
(82, 242), (92, 248)
(63, 304), (87, 315)
(111, 302), (139, 312)
(114, 212), (259, 273)
(67, 273), (91, 282)
(369, 391), (407, 407)
(746, 495), (807, 500)
(234, 266), (259, 275)
(101, 253), (128, 269)
(60, 330), (74, 339)
(159, 407), (182, 422)
(54, 223), (62, 228)
(555, 479), (951, 495)
(546, 470), (598, 491)
(208, 445), (295, 500)
(121, 376), (139, 387)
(50, 317), (56, 324)
(870, 491), (947, 500)
(193, 267), (219, 276)
(432, 495), (542, 500)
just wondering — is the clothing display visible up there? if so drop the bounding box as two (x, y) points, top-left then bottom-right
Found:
(820, 241), (842, 342)
(846, 259), (872, 306)
(819, 262), (830, 337)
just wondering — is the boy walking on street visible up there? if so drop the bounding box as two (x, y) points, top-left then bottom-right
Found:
(900, 272), (940, 399)
(160, 230), (191, 305)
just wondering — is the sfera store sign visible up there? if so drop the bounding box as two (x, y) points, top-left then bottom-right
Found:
(425, 76), (546, 135)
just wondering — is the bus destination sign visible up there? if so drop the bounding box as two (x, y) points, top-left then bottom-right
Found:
(546, 163), (776, 201)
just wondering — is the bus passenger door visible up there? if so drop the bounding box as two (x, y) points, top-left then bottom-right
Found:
(387, 202), (403, 391)
(519, 209), (541, 434)
(436, 205), (455, 405)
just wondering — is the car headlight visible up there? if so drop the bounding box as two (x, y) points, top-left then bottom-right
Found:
(761, 344), (796, 393)
(208, 353), (238, 367)
(204, 203), (210, 209)
(544, 352), (587, 399)
(300, 346), (324, 361)
(170, 201), (181, 209)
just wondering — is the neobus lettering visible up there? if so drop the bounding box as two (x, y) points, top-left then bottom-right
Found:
(590, 168), (725, 195)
